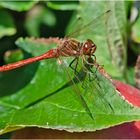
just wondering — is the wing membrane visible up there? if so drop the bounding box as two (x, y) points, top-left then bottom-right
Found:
(59, 55), (114, 118)
(81, 59), (114, 114)
(59, 56), (94, 120)
(66, 10), (111, 41)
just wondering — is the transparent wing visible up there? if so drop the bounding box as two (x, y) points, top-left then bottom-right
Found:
(59, 55), (114, 118)
(59, 56), (95, 120)
(80, 58), (114, 114)
(66, 10), (111, 41)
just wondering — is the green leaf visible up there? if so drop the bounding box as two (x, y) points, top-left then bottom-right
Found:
(105, 1), (127, 80)
(132, 9), (140, 43)
(25, 5), (56, 37)
(0, 1), (38, 11)
(0, 10), (16, 38)
(47, 1), (78, 10)
(0, 38), (140, 135)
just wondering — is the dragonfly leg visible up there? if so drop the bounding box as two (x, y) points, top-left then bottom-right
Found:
(69, 57), (79, 74)
(92, 55), (96, 63)
(88, 73), (94, 82)
(93, 64), (99, 80)
(86, 55), (96, 66)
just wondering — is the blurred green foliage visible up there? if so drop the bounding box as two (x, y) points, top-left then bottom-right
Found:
(0, 0), (140, 136)
(0, 10), (16, 38)
(4, 49), (24, 64)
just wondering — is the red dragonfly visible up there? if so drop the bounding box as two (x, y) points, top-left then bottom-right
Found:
(0, 38), (96, 72)
(0, 10), (112, 119)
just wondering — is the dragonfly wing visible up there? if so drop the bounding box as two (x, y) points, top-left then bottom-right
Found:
(66, 10), (111, 41)
(82, 60), (115, 114)
(59, 56), (95, 120)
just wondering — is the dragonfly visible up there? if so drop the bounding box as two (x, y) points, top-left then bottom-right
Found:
(0, 10), (113, 119)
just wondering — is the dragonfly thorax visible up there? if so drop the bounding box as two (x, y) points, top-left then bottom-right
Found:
(82, 39), (96, 56)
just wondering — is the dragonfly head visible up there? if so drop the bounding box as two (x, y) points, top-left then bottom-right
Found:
(82, 39), (96, 56)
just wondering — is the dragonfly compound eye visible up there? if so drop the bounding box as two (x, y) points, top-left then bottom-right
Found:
(83, 39), (96, 56)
